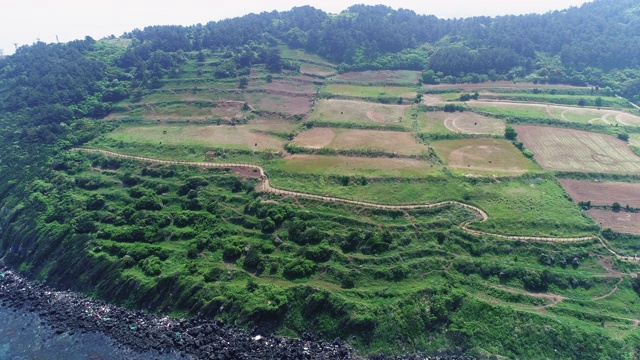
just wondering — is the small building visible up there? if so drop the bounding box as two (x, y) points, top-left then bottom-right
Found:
(205, 151), (216, 160)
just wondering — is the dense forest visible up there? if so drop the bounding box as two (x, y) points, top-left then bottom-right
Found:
(1, 0), (640, 358)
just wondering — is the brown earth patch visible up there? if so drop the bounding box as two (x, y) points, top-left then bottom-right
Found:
(244, 93), (313, 115)
(559, 179), (640, 208)
(587, 209), (640, 235)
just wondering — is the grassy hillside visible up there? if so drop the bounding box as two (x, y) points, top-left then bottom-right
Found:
(3, 7), (640, 358)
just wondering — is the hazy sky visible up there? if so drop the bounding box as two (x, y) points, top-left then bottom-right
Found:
(0, 0), (592, 56)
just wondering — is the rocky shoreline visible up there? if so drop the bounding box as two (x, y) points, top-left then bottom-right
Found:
(0, 264), (474, 360)
(0, 265), (351, 359)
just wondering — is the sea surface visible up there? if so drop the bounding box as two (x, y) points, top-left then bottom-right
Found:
(0, 303), (186, 360)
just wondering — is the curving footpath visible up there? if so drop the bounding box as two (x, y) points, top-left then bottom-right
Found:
(74, 148), (602, 245)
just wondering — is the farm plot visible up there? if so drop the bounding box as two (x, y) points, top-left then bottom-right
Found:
(423, 81), (589, 91)
(244, 92), (313, 115)
(279, 46), (334, 67)
(321, 84), (417, 99)
(300, 63), (337, 77)
(104, 124), (287, 152)
(587, 209), (640, 235)
(472, 101), (640, 126)
(329, 70), (421, 84)
(291, 128), (428, 155)
(275, 154), (440, 177)
(431, 138), (538, 175)
(309, 99), (409, 127)
(514, 126), (640, 174)
(249, 76), (319, 95)
(559, 179), (640, 208)
(435, 112), (505, 135)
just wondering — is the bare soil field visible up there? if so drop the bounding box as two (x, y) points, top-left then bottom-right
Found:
(106, 124), (287, 151)
(244, 92), (313, 115)
(587, 209), (640, 235)
(559, 179), (640, 208)
(439, 112), (505, 135)
(422, 94), (446, 105)
(310, 99), (409, 126)
(431, 138), (537, 174)
(330, 70), (421, 84)
(514, 126), (640, 174)
(292, 128), (427, 155)
(279, 154), (440, 177)
(250, 76), (319, 95)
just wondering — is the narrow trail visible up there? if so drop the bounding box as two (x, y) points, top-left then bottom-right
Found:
(593, 276), (624, 301)
(74, 148), (602, 244)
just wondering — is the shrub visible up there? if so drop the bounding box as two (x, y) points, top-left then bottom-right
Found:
(141, 255), (162, 276)
(284, 258), (316, 279)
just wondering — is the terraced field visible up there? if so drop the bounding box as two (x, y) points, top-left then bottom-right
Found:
(104, 124), (288, 152)
(329, 70), (421, 84)
(560, 179), (640, 208)
(515, 125), (640, 173)
(431, 138), (538, 175)
(588, 210), (640, 235)
(309, 99), (409, 127)
(291, 128), (427, 155)
(472, 101), (640, 126)
(320, 83), (417, 99)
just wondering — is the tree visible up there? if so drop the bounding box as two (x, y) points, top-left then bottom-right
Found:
(594, 97), (603, 108)
(612, 202), (621, 212)
(238, 77), (249, 89)
(505, 126), (518, 140)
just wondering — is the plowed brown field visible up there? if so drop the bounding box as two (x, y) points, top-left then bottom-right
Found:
(559, 179), (640, 208)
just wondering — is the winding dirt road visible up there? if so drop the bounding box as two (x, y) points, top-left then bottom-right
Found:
(74, 148), (603, 245)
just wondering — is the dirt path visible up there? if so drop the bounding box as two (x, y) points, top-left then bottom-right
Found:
(74, 148), (603, 244)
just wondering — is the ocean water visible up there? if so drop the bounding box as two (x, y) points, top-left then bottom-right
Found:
(0, 304), (186, 360)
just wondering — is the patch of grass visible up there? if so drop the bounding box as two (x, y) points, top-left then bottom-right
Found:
(270, 155), (442, 178)
(291, 128), (428, 155)
(308, 99), (410, 129)
(268, 171), (596, 237)
(100, 124), (287, 152)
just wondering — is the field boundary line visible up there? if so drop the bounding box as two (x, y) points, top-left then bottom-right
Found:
(72, 148), (603, 245)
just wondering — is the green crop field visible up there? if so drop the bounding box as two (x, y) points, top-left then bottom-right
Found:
(271, 154), (442, 177)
